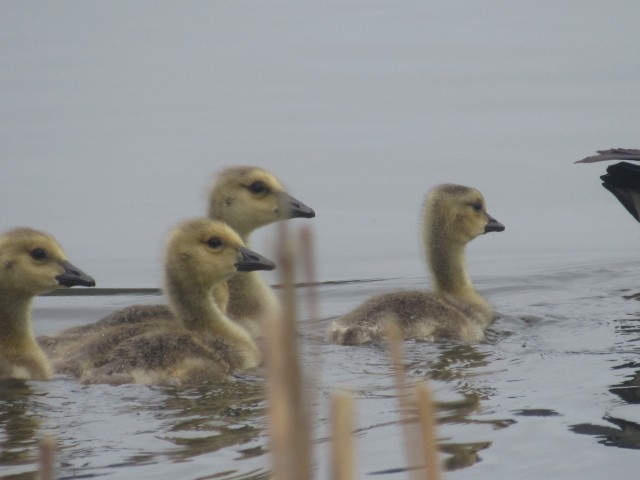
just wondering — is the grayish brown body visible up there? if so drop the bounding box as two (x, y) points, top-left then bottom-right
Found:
(328, 184), (505, 345)
(44, 219), (274, 386)
(0, 228), (94, 380)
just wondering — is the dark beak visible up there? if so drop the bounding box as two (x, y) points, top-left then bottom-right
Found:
(485, 214), (505, 233)
(283, 193), (316, 219)
(56, 260), (96, 287)
(235, 247), (276, 272)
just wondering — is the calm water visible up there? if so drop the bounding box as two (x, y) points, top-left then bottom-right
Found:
(2, 251), (640, 479)
(1, 1), (640, 479)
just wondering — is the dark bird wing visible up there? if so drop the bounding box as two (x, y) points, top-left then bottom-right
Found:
(576, 148), (640, 163)
(600, 161), (640, 222)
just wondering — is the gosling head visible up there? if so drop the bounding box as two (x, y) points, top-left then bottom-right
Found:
(164, 218), (276, 292)
(207, 166), (315, 237)
(425, 184), (505, 246)
(0, 228), (95, 298)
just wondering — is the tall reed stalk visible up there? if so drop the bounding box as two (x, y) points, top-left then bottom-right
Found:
(263, 223), (313, 480)
(330, 390), (356, 480)
(263, 223), (443, 479)
(386, 322), (442, 479)
(38, 434), (57, 480)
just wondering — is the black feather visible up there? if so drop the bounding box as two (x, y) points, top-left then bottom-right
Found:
(577, 148), (640, 163)
(600, 162), (640, 222)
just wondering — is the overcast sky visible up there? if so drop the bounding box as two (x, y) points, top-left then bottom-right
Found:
(2, 1), (639, 286)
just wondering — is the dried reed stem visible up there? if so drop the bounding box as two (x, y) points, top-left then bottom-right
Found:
(385, 322), (422, 480)
(385, 322), (407, 407)
(299, 227), (318, 322)
(263, 223), (313, 480)
(385, 323), (443, 480)
(300, 226), (322, 345)
(416, 384), (441, 480)
(330, 390), (356, 480)
(38, 434), (57, 480)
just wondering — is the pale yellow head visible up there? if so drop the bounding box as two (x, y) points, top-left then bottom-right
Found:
(424, 184), (504, 248)
(0, 228), (95, 298)
(207, 166), (315, 238)
(164, 218), (275, 294)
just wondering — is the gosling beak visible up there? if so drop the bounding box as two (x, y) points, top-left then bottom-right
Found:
(485, 214), (505, 233)
(235, 247), (276, 272)
(283, 193), (316, 219)
(56, 260), (96, 287)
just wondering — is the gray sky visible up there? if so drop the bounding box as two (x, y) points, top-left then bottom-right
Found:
(2, 1), (639, 286)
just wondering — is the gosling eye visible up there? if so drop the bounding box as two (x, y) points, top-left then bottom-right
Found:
(471, 202), (483, 213)
(30, 248), (47, 260)
(247, 181), (268, 195)
(207, 237), (223, 249)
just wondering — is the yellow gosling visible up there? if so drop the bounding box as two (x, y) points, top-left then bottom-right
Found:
(328, 184), (504, 345)
(0, 228), (94, 380)
(208, 166), (315, 336)
(49, 218), (274, 386)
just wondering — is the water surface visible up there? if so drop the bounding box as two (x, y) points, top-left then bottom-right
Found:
(1, 250), (639, 479)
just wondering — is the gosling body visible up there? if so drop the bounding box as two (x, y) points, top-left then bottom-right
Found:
(329, 184), (504, 345)
(0, 228), (95, 380)
(47, 218), (274, 386)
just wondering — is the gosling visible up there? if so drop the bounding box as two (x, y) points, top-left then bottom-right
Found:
(0, 228), (95, 381)
(49, 218), (275, 386)
(208, 166), (315, 336)
(328, 184), (504, 345)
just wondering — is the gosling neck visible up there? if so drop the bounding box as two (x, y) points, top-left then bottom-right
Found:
(424, 216), (478, 299)
(0, 294), (35, 344)
(165, 273), (227, 332)
(226, 269), (272, 317)
(223, 223), (252, 244)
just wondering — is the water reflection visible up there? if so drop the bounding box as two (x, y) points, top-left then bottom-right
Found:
(410, 343), (512, 425)
(570, 416), (640, 450)
(0, 374), (271, 479)
(154, 379), (268, 462)
(439, 441), (491, 471)
(569, 313), (640, 450)
(595, 364), (640, 451)
(610, 366), (640, 405)
(403, 342), (515, 471)
(0, 380), (43, 475)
